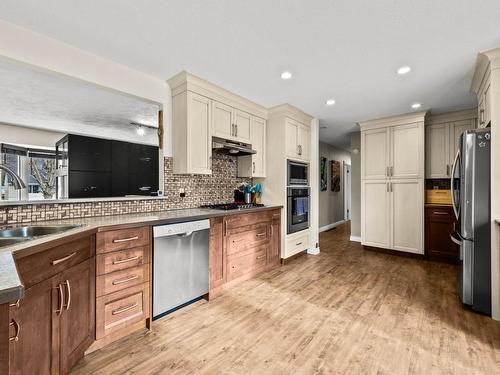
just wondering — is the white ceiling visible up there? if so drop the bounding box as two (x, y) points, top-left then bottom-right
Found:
(0, 57), (160, 146)
(1, 0), (500, 149)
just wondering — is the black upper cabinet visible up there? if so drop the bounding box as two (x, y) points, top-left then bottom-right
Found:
(58, 135), (159, 198)
(68, 135), (111, 172)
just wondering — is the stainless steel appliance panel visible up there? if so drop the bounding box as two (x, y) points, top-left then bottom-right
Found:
(153, 220), (209, 319)
(287, 187), (310, 234)
(287, 160), (309, 185)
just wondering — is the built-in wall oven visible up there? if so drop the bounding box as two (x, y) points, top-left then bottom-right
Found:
(287, 160), (309, 185)
(287, 186), (310, 234)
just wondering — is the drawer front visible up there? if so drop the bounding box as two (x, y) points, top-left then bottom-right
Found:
(96, 264), (149, 297)
(96, 282), (149, 339)
(286, 232), (310, 255)
(425, 206), (454, 222)
(96, 246), (149, 275)
(96, 226), (150, 253)
(227, 225), (269, 255)
(15, 235), (95, 288)
(227, 245), (267, 281)
(225, 210), (276, 230)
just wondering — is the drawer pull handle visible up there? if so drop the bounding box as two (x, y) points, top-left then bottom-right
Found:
(112, 275), (139, 285)
(296, 242), (303, 246)
(9, 299), (20, 308)
(63, 280), (71, 311)
(112, 303), (138, 315)
(433, 211), (448, 215)
(9, 319), (20, 342)
(55, 284), (64, 315)
(51, 252), (77, 266)
(272, 213), (280, 218)
(113, 236), (139, 243)
(256, 255), (266, 260)
(112, 255), (140, 265)
(256, 232), (267, 238)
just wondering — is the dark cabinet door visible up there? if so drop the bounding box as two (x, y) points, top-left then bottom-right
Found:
(68, 135), (111, 172)
(111, 140), (129, 197)
(59, 258), (95, 374)
(69, 171), (112, 198)
(128, 171), (158, 196)
(129, 143), (159, 173)
(9, 275), (60, 375)
(425, 206), (459, 262)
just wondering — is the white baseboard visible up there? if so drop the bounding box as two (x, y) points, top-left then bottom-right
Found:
(319, 220), (345, 233)
(350, 235), (361, 242)
(307, 247), (320, 255)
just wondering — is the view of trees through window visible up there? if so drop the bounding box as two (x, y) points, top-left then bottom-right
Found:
(0, 149), (56, 201)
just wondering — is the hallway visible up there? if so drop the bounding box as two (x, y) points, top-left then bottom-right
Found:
(73, 223), (500, 374)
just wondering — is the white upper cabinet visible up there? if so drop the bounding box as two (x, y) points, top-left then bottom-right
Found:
(424, 112), (476, 179)
(171, 91), (212, 175)
(425, 123), (449, 178)
(390, 122), (423, 179)
(233, 109), (251, 143)
(212, 101), (233, 140)
(285, 118), (310, 161)
(361, 128), (389, 180)
(237, 116), (266, 177)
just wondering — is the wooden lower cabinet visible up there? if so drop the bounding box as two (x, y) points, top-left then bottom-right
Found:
(209, 209), (281, 297)
(425, 205), (459, 262)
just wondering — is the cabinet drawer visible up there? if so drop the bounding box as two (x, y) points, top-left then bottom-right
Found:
(286, 232), (310, 255)
(96, 264), (149, 297)
(96, 246), (149, 275)
(15, 235), (95, 289)
(225, 211), (275, 230)
(227, 245), (267, 281)
(227, 226), (269, 255)
(96, 226), (150, 253)
(96, 282), (149, 339)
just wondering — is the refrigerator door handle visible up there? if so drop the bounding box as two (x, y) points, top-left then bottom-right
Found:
(450, 231), (463, 246)
(450, 150), (460, 220)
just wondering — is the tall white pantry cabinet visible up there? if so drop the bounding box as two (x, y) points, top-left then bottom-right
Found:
(360, 112), (426, 255)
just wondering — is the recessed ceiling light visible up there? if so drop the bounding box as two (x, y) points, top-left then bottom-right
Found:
(397, 66), (411, 75)
(280, 71), (292, 80)
(326, 99), (336, 106)
(411, 103), (421, 109)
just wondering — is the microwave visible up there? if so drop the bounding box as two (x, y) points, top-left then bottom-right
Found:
(287, 160), (309, 186)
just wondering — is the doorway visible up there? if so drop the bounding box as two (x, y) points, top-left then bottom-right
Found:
(343, 162), (351, 221)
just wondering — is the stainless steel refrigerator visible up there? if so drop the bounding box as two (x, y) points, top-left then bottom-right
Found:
(450, 128), (491, 315)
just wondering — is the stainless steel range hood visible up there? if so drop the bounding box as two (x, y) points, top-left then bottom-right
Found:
(212, 137), (256, 156)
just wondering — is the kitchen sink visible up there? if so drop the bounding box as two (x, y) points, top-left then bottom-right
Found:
(0, 225), (81, 241)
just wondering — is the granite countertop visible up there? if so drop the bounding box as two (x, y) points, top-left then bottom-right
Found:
(0, 205), (282, 304)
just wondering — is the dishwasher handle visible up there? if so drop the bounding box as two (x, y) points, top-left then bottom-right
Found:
(176, 232), (193, 238)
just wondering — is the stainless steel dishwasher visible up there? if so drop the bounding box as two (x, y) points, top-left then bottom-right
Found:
(153, 219), (210, 319)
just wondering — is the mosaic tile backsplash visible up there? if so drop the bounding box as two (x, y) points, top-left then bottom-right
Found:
(0, 154), (251, 225)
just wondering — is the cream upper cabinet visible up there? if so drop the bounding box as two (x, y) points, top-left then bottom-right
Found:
(362, 180), (390, 248)
(298, 124), (310, 160)
(425, 123), (449, 178)
(391, 180), (423, 254)
(237, 116), (266, 178)
(390, 122), (423, 179)
(171, 91), (212, 175)
(361, 128), (389, 180)
(233, 109), (251, 143)
(212, 101), (233, 140)
(425, 114), (475, 179)
(285, 118), (310, 161)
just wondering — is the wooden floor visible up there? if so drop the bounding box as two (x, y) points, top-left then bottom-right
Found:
(72, 223), (500, 375)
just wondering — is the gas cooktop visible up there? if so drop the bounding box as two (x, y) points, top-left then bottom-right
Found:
(201, 203), (265, 211)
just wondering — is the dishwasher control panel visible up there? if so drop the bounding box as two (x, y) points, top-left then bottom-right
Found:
(153, 219), (210, 237)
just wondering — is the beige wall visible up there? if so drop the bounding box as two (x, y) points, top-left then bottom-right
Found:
(350, 132), (361, 238)
(319, 142), (351, 229)
(0, 123), (64, 148)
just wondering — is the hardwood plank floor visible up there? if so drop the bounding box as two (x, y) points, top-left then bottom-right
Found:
(72, 223), (500, 374)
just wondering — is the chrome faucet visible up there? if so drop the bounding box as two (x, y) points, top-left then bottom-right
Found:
(0, 165), (26, 189)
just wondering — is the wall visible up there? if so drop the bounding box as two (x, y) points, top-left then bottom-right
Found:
(0, 20), (172, 156)
(350, 132), (361, 239)
(0, 123), (64, 148)
(318, 142), (351, 230)
(0, 154), (251, 225)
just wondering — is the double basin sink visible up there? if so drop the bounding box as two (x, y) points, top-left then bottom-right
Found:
(0, 225), (81, 247)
